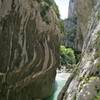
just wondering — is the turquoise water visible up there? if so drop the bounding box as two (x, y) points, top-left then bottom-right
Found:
(46, 80), (66, 100)
(46, 73), (70, 100)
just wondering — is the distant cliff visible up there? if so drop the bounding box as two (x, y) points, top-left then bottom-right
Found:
(63, 0), (79, 51)
(68, 0), (76, 17)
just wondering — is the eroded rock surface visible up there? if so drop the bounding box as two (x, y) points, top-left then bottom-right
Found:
(68, 0), (77, 18)
(64, 0), (78, 51)
(0, 0), (60, 100)
(59, 0), (100, 100)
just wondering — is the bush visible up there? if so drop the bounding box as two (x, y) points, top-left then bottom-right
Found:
(60, 45), (76, 65)
(94, 91), (100, 100)
(52, 3), (60, 18)
(44, 0), (54, 6)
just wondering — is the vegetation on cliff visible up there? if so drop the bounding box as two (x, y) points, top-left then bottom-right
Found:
(60, 45), (76, 65)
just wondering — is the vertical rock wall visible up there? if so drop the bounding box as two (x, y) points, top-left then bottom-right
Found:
(0, 0), (60, 100)
(63, 0), (78, 50)
(75, 0), (94, 52)
(68, 0), (76, 18)
(59, 0), (100, 100)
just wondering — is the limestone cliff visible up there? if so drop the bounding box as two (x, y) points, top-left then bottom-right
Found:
(64, 0), (94, 52)
(59, 0), (100, 100)
(63, 0), (78, 51)
(68, 0), (76, 18)
(75, 0), (94, 52)
(0, 0), (60, 100)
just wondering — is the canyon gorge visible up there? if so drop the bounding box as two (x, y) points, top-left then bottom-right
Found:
(0, 0), (100, 100)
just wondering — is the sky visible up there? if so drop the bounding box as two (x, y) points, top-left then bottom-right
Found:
(54, 0), (70, 20)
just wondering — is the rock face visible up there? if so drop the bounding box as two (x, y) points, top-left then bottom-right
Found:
(63, 16), (77, 50)
(0, 0), (60, 100)
(68, 0), (76, 18)
(59, 0), (100, 100)
(75, 0), (95, 52)
(63, 0), (79, 51)
(64, 0), (94, 52)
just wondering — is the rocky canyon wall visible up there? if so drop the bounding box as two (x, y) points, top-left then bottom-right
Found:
(68, 0), (76, 18)
(76, 0), (95, 52)
(63, 0), (78, 51)
(64, 0), (95, 52)
(59, 0), (100, 100)
(0, 0), (60, 100)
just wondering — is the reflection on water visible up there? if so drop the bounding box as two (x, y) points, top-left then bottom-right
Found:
(46, 72), (71, 100)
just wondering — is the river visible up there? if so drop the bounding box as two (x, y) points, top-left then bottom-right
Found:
(46, 72), (71, 100)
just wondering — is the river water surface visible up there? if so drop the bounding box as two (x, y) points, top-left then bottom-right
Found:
(46, 72), (71, 100)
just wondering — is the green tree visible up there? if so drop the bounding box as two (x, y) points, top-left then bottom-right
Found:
(60, 45), (76, 65)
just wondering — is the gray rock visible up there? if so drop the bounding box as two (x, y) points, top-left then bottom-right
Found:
(58, 0), (100, 100)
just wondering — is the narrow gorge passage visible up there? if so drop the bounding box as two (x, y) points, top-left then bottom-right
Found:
(0, 0), (100, 100)
(46, 71), (71, 100)
(45, 0), (75, 99)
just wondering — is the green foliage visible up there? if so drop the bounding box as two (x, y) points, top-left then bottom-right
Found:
(63, 16), (78, 50)
(40, 2), (50, 24)
(40, 0), (60, 24)
(94, 51), (100, 59)
(97, 32), (100, 35)
(95, 32), (100, 51)
(94, 91), (100, 100)
(59, 20), (65, 33)
(96, 62), (100, 68)
(45, 0), (60, 18)
(56, 20), (65, 34)
(97, 12), (100, 20)
(44, 0), (54, 6)
(74, 50), (81, 64)
(79, 76), (100, 92)
(64, 16), (77, 34)
(52, 3), (60, 18)
(93, 77), (100, 100)
(60, 45), (76, 65)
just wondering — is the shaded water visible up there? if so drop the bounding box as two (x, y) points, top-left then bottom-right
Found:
(46, 72), (71, 100)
